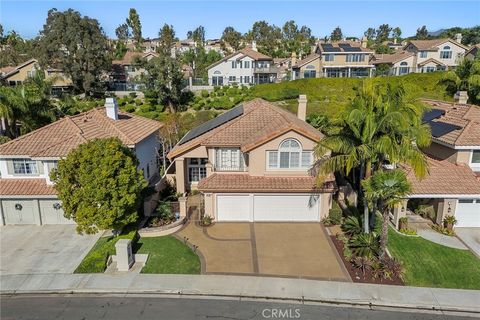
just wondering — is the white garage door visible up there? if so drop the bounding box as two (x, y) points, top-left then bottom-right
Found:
(39, 200), (74, 225)
(2, 200), (37, 225)
(216, 194), (321, 222)
(217, 195), (251, 221)
(254, 194), (320, 221)
(456, 199), (480, 227)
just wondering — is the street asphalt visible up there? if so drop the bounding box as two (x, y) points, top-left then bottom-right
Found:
(1, 295), (478, 320)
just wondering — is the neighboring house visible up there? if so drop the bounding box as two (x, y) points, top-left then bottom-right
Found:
(207, 45), (278, 86)
(292, 39), (375, 79)
(465, 44), (479, 60)
(371, 52), (415, 76)
(0, 59), (73, 94)
(167, 96), (336, 222)
(110, 51), (159, 91)
(273, 57), (292, 81)
(372, 35), (468, 75)
(0, 98), (162, 225)
(394, 98), (480, 229)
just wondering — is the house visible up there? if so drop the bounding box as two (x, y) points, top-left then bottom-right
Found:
(465, 44), (479, 60)
(393, 98), (480, 228)
(292, 39), (375, 79)
(0, 98), (162, 225)
(167, 96), (336, 222)
(0, 58), (73, 94)
(206, 44), (278, 86)
(371, 51), (415, 76)
(110, 51), (159, 91)
(372, 35), (468, 75)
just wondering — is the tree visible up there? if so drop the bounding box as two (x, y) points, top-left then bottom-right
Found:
(126, 8), (142, 50)
(51, 138), (146, 234)
(141, 55), (186, 113)
(364, 28), (376, 41)
(415, 25), (429, 40)
(375, 24), (392, 43)
(0, 24), (3, 40)
(246, 21), (282, 57)
(392, 27), (402, 41)
(158, 24), (176, 56)
(221, 26), (242, 51)
(187, 25), (205, 46)
(330, 26), (343, 41)
(440, 56), (480, 104)
(181, 46), (222, 78)
(313, 82), (430, 233)
(37, 9), (111, 95)
(115, 23), (130, 41)
(362, 169), (411, 261)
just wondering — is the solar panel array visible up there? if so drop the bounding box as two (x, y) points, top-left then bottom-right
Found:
(422, 109), (445, 123)
(429, 121), (462, 138)
(178, 105), (244, 145)
(320, 44), (341, 52)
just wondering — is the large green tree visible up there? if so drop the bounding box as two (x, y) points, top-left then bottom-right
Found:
(415, 25), (429, 40)
(314, 82), (430, 232)
(221, 26), (243, 52)
(187, 25), (206, 46)
(126, 8), (142, 50)
(51, 138), (146, 234)
(37, 8), (111, 95)
(246, 21), (282, 57)
(441, 56), (480, 104)
(330, 26), (343, 41)
(158, 23), (177, 56)
(363, 169), (411, 261)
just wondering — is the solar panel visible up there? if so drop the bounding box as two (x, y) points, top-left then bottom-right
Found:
(321, 44), (341, 52)
(343, 47), (362, 52)
(429, 121), (461, 138)
(178, 105), (244, 145)
(422, 108), (445, 123)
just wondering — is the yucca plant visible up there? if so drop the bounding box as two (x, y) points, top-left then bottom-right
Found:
(349, 232), (380, 259)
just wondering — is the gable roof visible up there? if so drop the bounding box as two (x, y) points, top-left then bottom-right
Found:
(112, 51), (159, 65)
(1, 58), (37, 79)
(316, 41), (373, 54)
(0, 108), (162, 158)
(371, 51), (414, 65)
(406, 38), (469, 51)
(168, 98), (323, 159)
(208, 48), (272, 69)
(421, 99), (480, 147)
(418, 58), (446, 67)
(292, 53), (320, 68)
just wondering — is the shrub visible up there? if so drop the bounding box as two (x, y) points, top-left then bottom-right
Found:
(399, 228), (417, 236)
(134, 98), (143, 106)
(202, 215), (213, 226)
(327, 202), (343, 225)
(352, 256), (373, 276)
(201, 90), (210, 98)
(124, 105), (136, 113)
(128, 92), (137, 99)
(157, 202), (174, 222)
(342, 215), (363, 236)
(349, 233), (380, 259)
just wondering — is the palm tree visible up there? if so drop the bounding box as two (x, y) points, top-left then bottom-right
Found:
(440, 56), (480, 104)
(362, 169), (411, 261)
(314, 81), (430, 232)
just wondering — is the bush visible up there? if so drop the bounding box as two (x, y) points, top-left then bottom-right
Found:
(201, 90), (210, 98)
(349, 233), (380, 259)
(124, 105), (136, 113)
(327, 202), (343, 225)
(202, 215), (213, 226)
(128, 92), (137, 99)
(156, 202), (174, 222)
(342, 215), (363, 236)
(134, 98), (143, 106)
(399, 228), (417, 236)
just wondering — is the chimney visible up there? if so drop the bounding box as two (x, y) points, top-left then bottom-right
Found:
(361, 36), (368, 49)
(297, 94), (307, 121)
(105, 97), (119, 120)
(455, 33), (462, 44)
(393, 38), (397, 44)
(454, 91), (468, 104)
(251, 41), (257, 52)
(291, 52), (297, 66)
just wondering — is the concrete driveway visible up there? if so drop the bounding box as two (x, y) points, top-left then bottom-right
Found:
(0, 225), (101, 275)
(456, 228), (480, 257)
(178, 222), (349, 281)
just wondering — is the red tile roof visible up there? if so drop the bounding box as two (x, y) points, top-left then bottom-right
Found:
(0, 179), (57, 197)
(0, 108), (162, 158)
(197, 173), (336, 193)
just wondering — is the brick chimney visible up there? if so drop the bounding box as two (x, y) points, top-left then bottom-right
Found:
(105, 97), (119, 120)
(361, 36), (368, 49)
(291, 52), (297, 66)
(251, 41), (257, 52)
(455, 33), (462, 44)
(297, 94), (307, 121)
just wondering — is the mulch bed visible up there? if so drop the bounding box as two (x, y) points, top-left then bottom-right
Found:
(331, 235), (404, 286)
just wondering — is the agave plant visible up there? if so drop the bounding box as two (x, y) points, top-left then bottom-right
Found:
(349, 232), (380, 259)
(342, 215), (363, 237)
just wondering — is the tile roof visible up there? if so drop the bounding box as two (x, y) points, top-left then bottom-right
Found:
(403, 157), (480, 196)
(371, 51), (414, 64)
(0, 108), (162, 158)
(112, 51), (158, 65)
(421, 99), (480, 147)
(418, 58), (446, 67)
(292, 53), (320, 68)
(406, 38), (468, 51)
(168, 98), (323, 159)
(208, 48), (272, 69)
(0, 58), (37, 79)
(0, 179), (57, 197)
(316, 41), (373, 53)
(197, 173), (336, 193)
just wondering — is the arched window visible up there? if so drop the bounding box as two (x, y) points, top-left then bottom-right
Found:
(443, 46), (451, 50)
(400, 62), (408, 66)
(267, 139), (313, 169)
(440, 46), (452, 59)
(305, 65), (316, 69)
(213, 70), (222, 75)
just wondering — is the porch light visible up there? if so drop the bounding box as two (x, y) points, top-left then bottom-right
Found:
(401, 205), (405, 212)
(447, 202), (452, 213)
(15, 204), (23, 211)
(53, 203), (62, 210)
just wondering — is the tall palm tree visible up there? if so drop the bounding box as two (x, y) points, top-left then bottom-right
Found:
(314, 81), (430, 232)
(362, 169), (411, 261)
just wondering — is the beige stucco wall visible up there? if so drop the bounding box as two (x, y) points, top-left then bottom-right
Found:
(248, 130), (317, 176)
(5, 61), (72, 87)
(423, 142), (471, 166)
(5, 62), (37, 82)
(176, 145), (209, 159)
(435, 198), (457, 225)
(321, 53), (373, 66)
(296, 57), (322, 77)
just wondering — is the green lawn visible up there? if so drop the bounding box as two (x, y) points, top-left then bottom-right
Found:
(136, 236), (201, 274)
(388, 229), (480, 289)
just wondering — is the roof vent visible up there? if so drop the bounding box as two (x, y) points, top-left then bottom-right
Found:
(105, 97), (119, 120)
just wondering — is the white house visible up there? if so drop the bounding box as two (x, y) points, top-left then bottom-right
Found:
(0, 98), (162, 225)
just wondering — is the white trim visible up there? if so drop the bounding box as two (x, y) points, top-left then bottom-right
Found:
(0, 195), (59, 199)
(432, 138), (480, 150)
(407, 194), (480, 199)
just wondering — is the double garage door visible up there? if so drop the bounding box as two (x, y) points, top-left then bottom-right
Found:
(1, 199), (74, 225)
(456, 199), (480, 228)
(216, 194), (321, 222)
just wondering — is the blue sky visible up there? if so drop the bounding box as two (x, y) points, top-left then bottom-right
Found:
(1, 1), (478, 40)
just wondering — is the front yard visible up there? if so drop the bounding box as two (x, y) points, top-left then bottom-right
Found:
(388, 229), (480, 290)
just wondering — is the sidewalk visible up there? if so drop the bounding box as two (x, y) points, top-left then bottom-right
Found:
(1, 273), (479, 313)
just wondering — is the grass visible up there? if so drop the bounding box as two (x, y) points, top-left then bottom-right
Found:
(136, 236), (201, 274)
(388, 228), (480, 289)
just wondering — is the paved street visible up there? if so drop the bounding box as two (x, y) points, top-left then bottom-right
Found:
(1, 295), (476, 320)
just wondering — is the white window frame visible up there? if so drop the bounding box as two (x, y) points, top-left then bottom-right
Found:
(420, 51), (427, 58)
(13, 159), (39, 175)
(215, 148), (245, 171)
(266, 139), (313, 171)
(469, 149), (480, 171)
(188, 158), (207, 183)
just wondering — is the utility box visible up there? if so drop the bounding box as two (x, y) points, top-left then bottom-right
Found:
(115, 239), (134, 271)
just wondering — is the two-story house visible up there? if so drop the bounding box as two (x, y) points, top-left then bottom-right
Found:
(291, 39), (374, 79)
(394, 98), (480, 229)
(371, 35), (469, 75)
(167, 96), (336, 222)
(207, 45), (278, 86)
(110, 51), (159, 91)
(0, 98), (162, 225)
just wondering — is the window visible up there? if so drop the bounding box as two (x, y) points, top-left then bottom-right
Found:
(13, 159), (38, 175)
(267, 139), (313, 170)
(346, 54), (364, 62)
(303, 70), (316, 78)
(244, 76), (250, 83)
(215, 148), (245, 171)
(420, 51), (427, 58)
(188, 158), (207, 182)
(228, 76), (236, 82)
(399, 61), (409, 75)
(472, 150), (480, 164)
(423, 66), (436, 73)
(323, 54), (334, 61)
(440, 50), (452, 59)
(244, 61), (250, 68)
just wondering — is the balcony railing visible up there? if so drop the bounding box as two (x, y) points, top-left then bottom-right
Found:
(214, 165), (247, 172)
(254, 66), (279, 74)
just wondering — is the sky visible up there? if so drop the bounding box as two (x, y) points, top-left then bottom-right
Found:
(0, 1), (479, 40)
